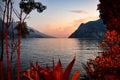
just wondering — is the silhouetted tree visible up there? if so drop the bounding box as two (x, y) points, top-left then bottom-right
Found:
(19, 0), (46, 14)
(16, 0), (46, 79)
(0, 0), (46, 80)
(15, 21), (29, 38)
(98, 0), (120, 33)
(84, 0), (120, 80)
(0, 0), (13, 80)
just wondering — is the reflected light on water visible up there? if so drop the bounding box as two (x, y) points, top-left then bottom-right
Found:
(20, 38), (102, 76)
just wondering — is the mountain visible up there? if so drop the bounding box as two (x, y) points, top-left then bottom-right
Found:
(69, 19), (106, 39)
(25, 26), (54, 38)
(0, 19), (53, 38)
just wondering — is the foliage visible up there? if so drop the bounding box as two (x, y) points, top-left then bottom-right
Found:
(84, 0), (120, 79)
(83, 30), (120, 80)
(19, 0), (46, 14)
(22, 56), (80, 80)
(0, 0), (46, 80)
(17, 1), (46, 79)
(15, 21), (30, 38)
(97, 0), (120, 33)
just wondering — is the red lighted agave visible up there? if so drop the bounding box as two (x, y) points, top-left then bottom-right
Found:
(22, 56), (80, 80)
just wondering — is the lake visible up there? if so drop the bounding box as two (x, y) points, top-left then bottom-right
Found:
(6, 38), (102, 79)
(19, 38), (102, 78)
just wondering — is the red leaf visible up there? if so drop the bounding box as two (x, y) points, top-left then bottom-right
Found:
(53, 59), (63, 80)
(63, 56), (76, 80)
(71, 70), (80, 80)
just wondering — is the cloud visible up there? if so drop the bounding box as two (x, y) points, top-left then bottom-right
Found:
(70, 10), (88, 14)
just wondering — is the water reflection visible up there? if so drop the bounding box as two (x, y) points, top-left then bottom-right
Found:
(20, 38), (102, 77)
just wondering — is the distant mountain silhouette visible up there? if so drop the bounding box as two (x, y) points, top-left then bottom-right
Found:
(0, 18), (54, 38)
(69, 19), (106, 39)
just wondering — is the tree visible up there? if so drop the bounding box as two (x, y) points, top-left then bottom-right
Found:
(98, 0), (120, 33)
(19, 0), (46, 14)
(83, 0), (120, 80)
(0, 0), (46, 80)
(16, 1), (46, 79)
(15, 21), (29, 38)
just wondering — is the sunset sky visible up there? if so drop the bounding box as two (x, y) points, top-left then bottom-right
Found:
(14, 0), (100, 37)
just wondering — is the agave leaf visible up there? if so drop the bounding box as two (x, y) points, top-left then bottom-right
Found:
(30, 62), (34, 70)
(22, 70), (33, 80)
(63, 56), (76, 80)
(36, 63), (46, 72)
(30, 62), (39, 80)
(38, 64), (53, 80)
(53, 59), (63, 80)
(46, 64), (50, 71)
(82, 63), (93, 78)
(71, 70), (80, 80)
(23, 56), (78, 80)
(40, 69), (49, 76)
(22, 62), (34, 80)
(31, 70), (39, 80)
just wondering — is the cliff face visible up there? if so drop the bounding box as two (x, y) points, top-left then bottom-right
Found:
(69, 19), (106, 39)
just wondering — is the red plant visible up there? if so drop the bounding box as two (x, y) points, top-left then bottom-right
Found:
(83, 0), (120, 79)
(0, 61), (4, 80)
(83, 30), (120, 80)
(22, 56), (80, 80)
(0, 0), (47, 79)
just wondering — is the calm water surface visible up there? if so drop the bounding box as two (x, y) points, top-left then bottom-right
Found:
(19, 38), (102, 78)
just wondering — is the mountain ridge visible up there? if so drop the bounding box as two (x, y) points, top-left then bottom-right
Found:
(69, 19), (106, 40)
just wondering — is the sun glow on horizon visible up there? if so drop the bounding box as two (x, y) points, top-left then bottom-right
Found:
(23, 0), (100, 38)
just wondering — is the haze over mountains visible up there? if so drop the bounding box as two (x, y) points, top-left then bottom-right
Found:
(69, 19), (106, 39)
(0, 18), (107, 39)
(0, 19), (53, 38)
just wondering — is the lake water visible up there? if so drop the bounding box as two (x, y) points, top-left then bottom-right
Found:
(18, 38), (102, 78)
(4, 38), (102, 79)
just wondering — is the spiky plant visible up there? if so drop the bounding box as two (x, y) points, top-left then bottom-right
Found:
(22, 56), (80, 80)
